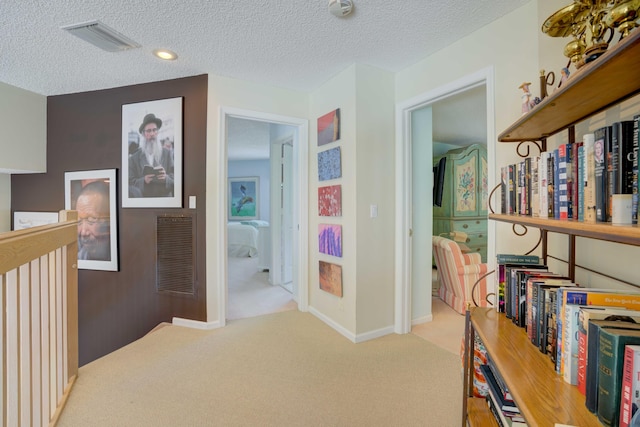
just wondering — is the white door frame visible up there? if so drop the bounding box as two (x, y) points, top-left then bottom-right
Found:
(218, 107), (309, 322)
(394, 67), (496, 333)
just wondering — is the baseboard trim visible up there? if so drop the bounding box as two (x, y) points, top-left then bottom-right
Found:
(412, 314), (434, 326)
(172, 317), (222, 330)
(354, 325), (396, 343)
(308, 306), (395, 343)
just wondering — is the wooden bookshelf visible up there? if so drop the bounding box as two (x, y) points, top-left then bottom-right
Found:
(498, 29), (640, 142)
(466, 308), (601, 427)
(489, 213), (640, 247)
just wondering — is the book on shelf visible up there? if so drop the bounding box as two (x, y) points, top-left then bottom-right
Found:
(554, 148), (560, 219)
(578, 143), (585, 221)
(524, 157), (532, 216)
(531, 155), (540, 217)
(577, 306), (640, 396)
(594, 126), (611, 222)
(632, 116), (639, 224)
(620, 344), (640, 427)
(564, 142), (574, 219)
(496, 254), (540, 264)
(508, 266), (549, 326)
(548, 152), (555, 218)
(539, 152), (549, 218)
(597, 328), (640, 426)
(536, 281), (573, 355)
(479, 364), (527, 427)
(518, 160), (526, 215)
(508, 163), (517, 215)
(571, 142), (581, 220)
(584, 133), (597, 224)
(501, 165), (508, 215)
(530, 278), (572, 350)
(585, 319), (640, 414)
(486, 354), (513, 402)
(502, 262), (545, 319)
(545, 287), (561, 361)
(613, 120), (635, 197)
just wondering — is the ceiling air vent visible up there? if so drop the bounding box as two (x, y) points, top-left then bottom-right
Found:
(61, 20), (141, 52)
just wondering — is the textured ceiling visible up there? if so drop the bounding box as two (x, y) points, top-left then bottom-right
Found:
(1, 0), (529, 97)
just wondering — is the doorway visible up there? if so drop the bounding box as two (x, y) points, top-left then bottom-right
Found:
(394, 68), (496, 333)
(220, 107), (309, 322)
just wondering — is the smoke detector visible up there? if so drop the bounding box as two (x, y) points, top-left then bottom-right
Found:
(328, 0), (354, 17)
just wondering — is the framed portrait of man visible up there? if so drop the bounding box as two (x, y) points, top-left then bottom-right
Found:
(122, 97), (183, 208)
(64, 169), (118, 271)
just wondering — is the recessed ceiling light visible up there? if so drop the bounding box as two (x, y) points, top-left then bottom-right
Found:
(153, 49), (178, 61)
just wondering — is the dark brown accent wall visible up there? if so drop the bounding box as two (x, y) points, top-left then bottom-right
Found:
(11, 75), (208, 366)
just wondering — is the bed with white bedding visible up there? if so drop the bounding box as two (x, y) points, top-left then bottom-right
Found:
(227, 220), (269, 257)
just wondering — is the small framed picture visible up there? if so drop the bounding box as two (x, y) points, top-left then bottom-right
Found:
(13, 211), (59, 230)
(64, 169), (118, 271)
(228, 177), (259, 220)
(122, 97), (183, 208)
(317, 108), (340, 146)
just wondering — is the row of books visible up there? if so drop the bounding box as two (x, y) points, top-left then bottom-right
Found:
(499, 115), (640, 224)
(495, 253), (640, 426)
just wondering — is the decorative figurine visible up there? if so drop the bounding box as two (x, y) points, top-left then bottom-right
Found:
(557, 67), (570, 89)
(519, 82), (533, 115)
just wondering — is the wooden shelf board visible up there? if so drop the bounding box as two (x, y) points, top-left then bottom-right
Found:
(466, 397), (499, 427)
(498, 30), (640, 142)
(471, 308), (601, 427)
(489, 213), (640, 246)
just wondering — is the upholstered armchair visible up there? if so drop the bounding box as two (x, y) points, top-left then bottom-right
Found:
(432, 235), (491, 314)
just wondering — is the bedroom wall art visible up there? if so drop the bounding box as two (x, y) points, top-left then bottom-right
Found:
(318, 146), (342, 181)
(64, 169), (119, 271)
(318, 224), (342, 257)
(122, 97), (183, 208)
(317, 108), (340, 146)
(319, 260), (343, 297)
(318, 185), (342, 216)
(229, 177), (259, 220)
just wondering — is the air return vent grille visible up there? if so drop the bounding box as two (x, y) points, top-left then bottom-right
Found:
(156, 215), (195, 295)
(61, 20), (141, 52)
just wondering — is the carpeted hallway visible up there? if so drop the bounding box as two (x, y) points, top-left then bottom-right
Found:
(57, 309), (463, 426)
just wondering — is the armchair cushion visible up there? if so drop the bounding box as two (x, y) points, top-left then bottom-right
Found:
(432, 235), (490, 314)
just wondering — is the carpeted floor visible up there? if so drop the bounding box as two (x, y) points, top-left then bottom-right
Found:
(57, 310), (463, 427)
(227, 256), (297, 320)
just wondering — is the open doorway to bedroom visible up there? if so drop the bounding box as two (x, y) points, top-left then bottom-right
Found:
(394, 67), (495, 334)
(224, 113), (305, 320)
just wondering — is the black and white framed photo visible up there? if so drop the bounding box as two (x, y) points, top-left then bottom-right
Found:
(64, 169), (118, 271)
(122, 97), (183, 208)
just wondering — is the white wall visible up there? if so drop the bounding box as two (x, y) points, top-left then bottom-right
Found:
(0, 82), (47, 231)
(307, 63), (395, 339)
(353, 64), (395, 335)
(0, 82), (46, 174)
(309, 65), (358, 334)
(0, 174), (10, 232)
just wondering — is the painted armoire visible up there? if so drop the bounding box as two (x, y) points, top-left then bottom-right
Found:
(433, 143), (488, 262)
